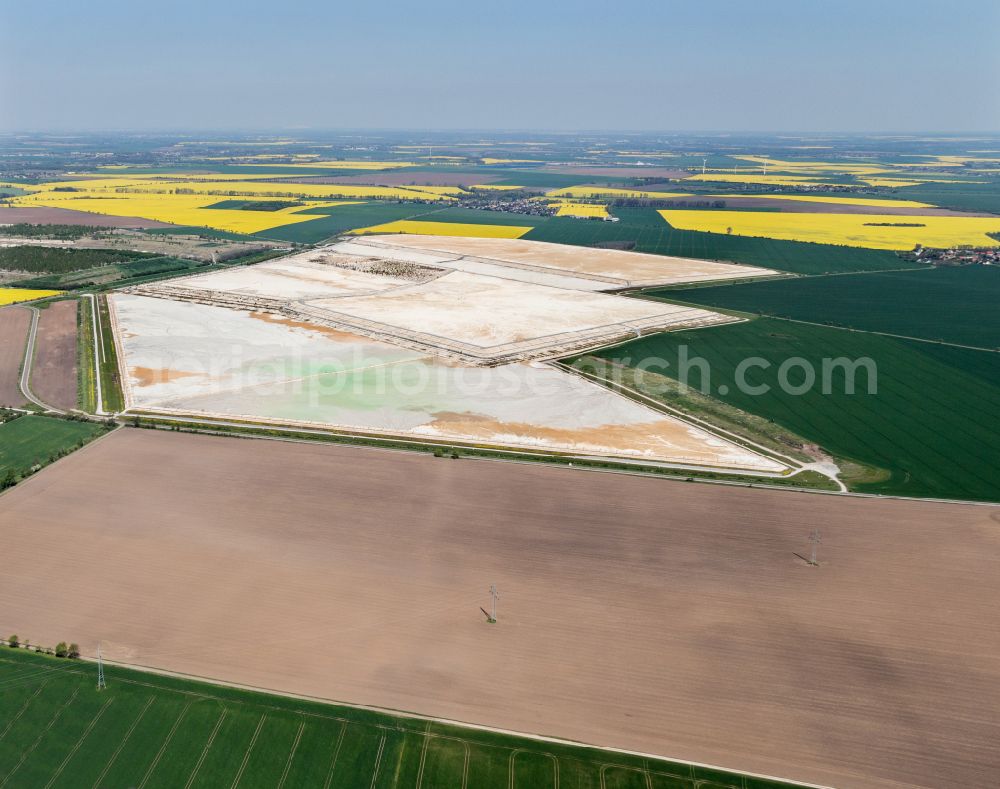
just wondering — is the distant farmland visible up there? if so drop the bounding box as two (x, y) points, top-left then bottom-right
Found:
(594, 317), (1000, 500)
(255, 202), (431, 243)
(523, 209), (906, 274)
(657, 265), (1000, 350)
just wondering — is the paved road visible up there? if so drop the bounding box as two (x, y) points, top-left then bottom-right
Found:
(17, 304), (63, 413)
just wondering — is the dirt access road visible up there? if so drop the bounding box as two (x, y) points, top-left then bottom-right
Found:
(1, 429), (998, 788)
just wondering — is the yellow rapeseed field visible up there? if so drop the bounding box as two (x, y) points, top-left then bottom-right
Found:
(659, 209), (1000, 250)
(16, 177), (461, 200)
(710, 194), (935, 208)
(246, 161), (418, 170)
(0, 288), (64, 306)
(471, 184), (525, 191)
(7, 175), (462, 234)
(482, 158), (542, 165)
(550, 202), (610, 218)
(87, 172), (297, 181)
(350, 220), (533, 239)
(15, 193), (327, 234)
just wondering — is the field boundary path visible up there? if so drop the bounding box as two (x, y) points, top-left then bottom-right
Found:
(18, 305), (63, 413)
(82, 294), (106, 414)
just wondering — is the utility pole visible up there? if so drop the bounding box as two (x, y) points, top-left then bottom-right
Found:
(489, 584), (500, 623)
(97, 643), (106, 690)
(808, 530), (822, 566)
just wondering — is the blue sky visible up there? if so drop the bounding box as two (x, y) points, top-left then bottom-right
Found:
(2, 0), (997, 132)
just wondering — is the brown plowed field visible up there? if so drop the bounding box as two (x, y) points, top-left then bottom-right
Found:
(0, 206), (172, 228)
(0, 306), (30, 406)
(30, 299), (78, 410)
(1, 429), (998, 789)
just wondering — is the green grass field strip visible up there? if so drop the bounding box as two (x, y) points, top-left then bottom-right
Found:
(84, 695), (156, 788)
(95, 295), (124, 412)
(0, 415), (107, 477)
(416, 733), (467, 789)
(275, 720), (305, 789)
(96, 694), (191, 788)
(186, 705), (266, 788)
(225, 711), (269, 788)
(183, 707), (228, 789)
(276, 718), (340, 788)
(77, 296), (97, 412)
(511, 748), (557, 788)
(136, 698), (194, 788)
(0, 649), (804, 789)
(523, 208), (904, 274)
(594, 318), (1000, 500)
(33, 698), (114, 789)
(0, 683), (81, 787)
(39, 694), (114, 788)
(655, 265), (1000, 350)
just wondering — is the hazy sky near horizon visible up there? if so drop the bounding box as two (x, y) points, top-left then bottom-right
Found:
(2, 0), (998, 133)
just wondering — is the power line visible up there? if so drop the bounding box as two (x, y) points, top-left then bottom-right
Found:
(808, 530), (822, 566)
(489, 584), (500, 624)
(97, 643), (106, 691)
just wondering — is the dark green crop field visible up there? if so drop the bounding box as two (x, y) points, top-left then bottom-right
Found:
(594, 317), (1000, 501)
(0, 415), (107, 477)
(0, 648), (798, 789)
(491, 171), (619, 188)
(408, 206), (551, 226)
(523, 210), (905, 274)
(203, 199), (306, 211)
(658, 265), (1000, 350)
(255, 202), (430, 243)
(902, 180), (1000, 214)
